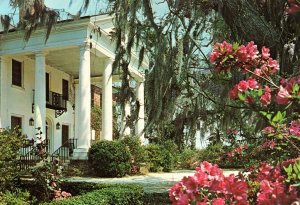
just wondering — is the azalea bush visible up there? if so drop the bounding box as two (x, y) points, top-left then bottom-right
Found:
(169, 161), (299, 204)
(170, 40), (300, 204)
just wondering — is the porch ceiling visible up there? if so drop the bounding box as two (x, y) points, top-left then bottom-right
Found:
(33, 47), (110, 78)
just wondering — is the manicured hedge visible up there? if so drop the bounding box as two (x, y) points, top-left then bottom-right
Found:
(88, 140), (131, 177)
(43, 184), (144, 205)
(143, 192), (171, 205)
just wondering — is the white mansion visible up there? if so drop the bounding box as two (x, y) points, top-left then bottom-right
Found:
(0, 14), (146, 159)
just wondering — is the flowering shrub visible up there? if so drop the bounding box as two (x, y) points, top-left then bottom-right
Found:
(210, 41), (300, 158)
(170, 41), (300, 204)
(169, 161), (248, 204)
(169, 161), (299, 204)
(288, 0), (300, 13)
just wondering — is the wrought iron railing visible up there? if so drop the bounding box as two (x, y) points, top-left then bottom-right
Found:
(19, 139), (49, 171)
(51, 139), (77, 163)
(46, 91), (67, 111)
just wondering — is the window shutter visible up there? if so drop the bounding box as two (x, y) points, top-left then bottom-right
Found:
(12, 60), (22, 87)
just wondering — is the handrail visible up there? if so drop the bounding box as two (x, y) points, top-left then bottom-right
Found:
(19, 139), (49, 171)
(51, 139), (77, 163)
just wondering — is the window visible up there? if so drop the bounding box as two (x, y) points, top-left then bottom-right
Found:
(11, 116), (22, 135)
(62, 79), (69, 101)
(12, 59), (22, 87)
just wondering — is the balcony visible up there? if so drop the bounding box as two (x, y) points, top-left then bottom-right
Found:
(46, 91), (67, 117)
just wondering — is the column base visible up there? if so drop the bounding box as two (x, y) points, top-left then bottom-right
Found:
(71, 148), (89, 160)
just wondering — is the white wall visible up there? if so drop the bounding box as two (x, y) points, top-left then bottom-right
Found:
(3, 56), (75, 153)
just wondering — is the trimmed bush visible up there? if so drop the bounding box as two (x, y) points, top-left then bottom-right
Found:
(43, 184), (144, 205)
(119, 136), (146, 174)
(178, 148), (199, 169)
(0, 189), (32, 205)
(88, 140), (131, 177)
(145, 143), (177, 172)
(143, 192), (171, 205)
(197, 143), (224, 164)
(0, 128), (25, 191)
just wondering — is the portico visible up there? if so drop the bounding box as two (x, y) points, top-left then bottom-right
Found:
(0, 14), (146, 160)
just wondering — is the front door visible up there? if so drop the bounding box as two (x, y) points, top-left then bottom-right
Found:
(62, 125), (69, 147)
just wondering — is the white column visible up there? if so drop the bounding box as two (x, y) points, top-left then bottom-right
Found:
(136, 81), (145, 143)
(0, 57), (8, 128)
(101, 59), (113, 141)
(77, 41), (91, 150)
(34, 52), (46, 141)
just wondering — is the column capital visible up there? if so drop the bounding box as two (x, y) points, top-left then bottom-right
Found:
(104, 57), (114, 66)
(80, 40), (91, 52)
(0, 56), (9, 63)
(34, 50), (48, 57)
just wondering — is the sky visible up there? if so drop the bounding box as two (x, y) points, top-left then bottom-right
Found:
(0, 0), (108, 22)
(0, 0), (168, 20)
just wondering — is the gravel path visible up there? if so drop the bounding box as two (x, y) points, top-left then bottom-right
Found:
(66, 169), (240, 193)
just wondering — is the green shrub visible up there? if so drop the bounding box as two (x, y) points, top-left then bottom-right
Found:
(145, 144), (164, 172)
(0, 189), (33, 205)
(197, 144), (224, 164)
(0, 128), (25, 191)
(178, 148), (200, 169)
(43, 184), (144, 205)
(119, 136), (146, 174)
(145, 142), (177, 172)
(63, 160), (91, 177)
(143, 192), (171, 205)
(88, 140), (131, 177)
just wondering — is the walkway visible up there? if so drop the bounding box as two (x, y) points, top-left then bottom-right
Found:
(66, 169), (239, 193)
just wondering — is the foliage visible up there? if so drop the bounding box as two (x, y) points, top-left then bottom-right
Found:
(119, 136), (146, 175)
(88, 140), (131, 177)
(0, 128), (25, 192)
(143, 192), (171, 205)
(283, 158), (300, 187)
(169, 161), (299, 204)
(198, 144), (224, 165)
(177, 148), (200, 170)
(62, 160), (91, 177)
(210, 41), (300, 160)
(24, 129), (71, 202)
(144, 142), (178, 172)
(0, 189), (32, 205)
(91, 106), (102, 140)
(43, 184), (144, 205)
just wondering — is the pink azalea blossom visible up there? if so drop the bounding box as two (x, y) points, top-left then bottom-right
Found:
(276, 86), (292, 105)
(289, 121), (300, 137)
(267, 58), (279, 74)
(262, 126), (275, 134)
(210, 51), (219, 62)
(212, 198), (225, 205)
(238, 81), (249, 92)
(260, 91), (271, 105)
(247, 78), (259, 89)
(230, 85), (239, 99)
(254, 68), (263, 77)
(288, 0), (300, 13)
(261, 47), (270, 59)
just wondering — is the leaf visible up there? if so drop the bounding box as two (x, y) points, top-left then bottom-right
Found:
(272, 111), (284, 123)
(293, 83), (299, 93)
(233, 42), (239, 50)
(257, 89), (263, 97)
(238, 93), (245, 101)
(222, 56), (229, 63)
